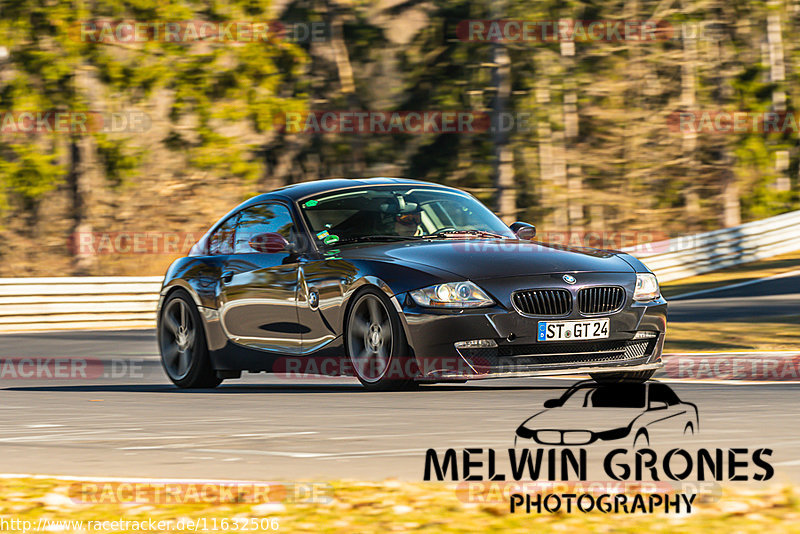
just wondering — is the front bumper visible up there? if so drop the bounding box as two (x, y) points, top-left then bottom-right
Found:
(396, 273), (667, 381)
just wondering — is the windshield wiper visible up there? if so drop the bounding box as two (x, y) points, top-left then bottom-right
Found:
(425, 229), (511, 239)
(333, 235), (424, 245)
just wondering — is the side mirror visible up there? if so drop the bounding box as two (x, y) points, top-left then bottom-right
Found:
(510, 221), (536, 240)
(543, 398), (562, 408)
(649, 400), (669, 411)
(249, 232), (291, 253)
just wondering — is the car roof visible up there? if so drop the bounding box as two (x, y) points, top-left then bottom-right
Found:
(244, 177), (455, 205)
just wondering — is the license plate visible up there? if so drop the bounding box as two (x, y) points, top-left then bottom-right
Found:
(537, 318), (609, 341)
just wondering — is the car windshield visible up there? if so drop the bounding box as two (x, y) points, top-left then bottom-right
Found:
(299, 186), (515, 246)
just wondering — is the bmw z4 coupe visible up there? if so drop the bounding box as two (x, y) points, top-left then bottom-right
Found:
(157, 178), (667, 390)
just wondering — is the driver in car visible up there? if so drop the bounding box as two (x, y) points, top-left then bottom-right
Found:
(394, 207), (423, 237)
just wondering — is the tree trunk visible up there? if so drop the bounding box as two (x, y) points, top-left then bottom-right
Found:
(68, 136), (95, 274)
(766, 0), (790, 191)
(680, 14), (701, 225)
(69, 66), (97, 274)
(716, 0), (741, 227)
(561, 35), (582, 230)
(490, 1), (515, 223)
(536, 52), (568, 230)
(721, 163), (741, 228)
(328, 2), (365, 176)
(622, 0), (642, 229)
(536, 75), (555, 225)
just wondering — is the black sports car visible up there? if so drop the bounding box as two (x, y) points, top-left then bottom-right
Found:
(157, 178), (667, 390)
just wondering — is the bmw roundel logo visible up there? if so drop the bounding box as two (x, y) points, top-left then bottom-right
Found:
(562, 274), (576, 284)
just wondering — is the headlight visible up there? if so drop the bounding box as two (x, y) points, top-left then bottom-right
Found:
(409, 281), (494, 308)
(634, 273), (660, 301)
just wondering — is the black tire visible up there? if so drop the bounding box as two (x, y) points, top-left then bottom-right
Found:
(158, 289), (222, 389)
(590, 369), (656, 384)
(345, 288), (417, 391)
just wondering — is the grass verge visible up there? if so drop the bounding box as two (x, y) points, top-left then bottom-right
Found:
(1, 477), (799, 532)
(665, 315), (800, 353)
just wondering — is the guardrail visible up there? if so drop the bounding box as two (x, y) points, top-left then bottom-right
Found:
(1, 209), (799, 332)
(622, 209), (800, 282)
(0, 276), (162, 332)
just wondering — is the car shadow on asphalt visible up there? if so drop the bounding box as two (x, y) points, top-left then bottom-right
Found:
(0, 382), (568, 394)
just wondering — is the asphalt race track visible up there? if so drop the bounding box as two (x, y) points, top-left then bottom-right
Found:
(0, 277), (798, 484)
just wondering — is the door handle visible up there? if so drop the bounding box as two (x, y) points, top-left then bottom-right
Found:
(221, 270), (234, 283)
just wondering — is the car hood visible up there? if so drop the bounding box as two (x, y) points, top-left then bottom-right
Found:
(336, 239), (635, 280)
(519, 407), (643, 433)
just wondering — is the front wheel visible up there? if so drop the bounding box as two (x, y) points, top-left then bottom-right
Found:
(345, 289), (417, 391)
(590, 369), (655, 384)
(158, 290), (222, 389)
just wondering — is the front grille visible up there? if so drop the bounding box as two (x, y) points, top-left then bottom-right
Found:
(512, 289), (572, 316)
(578, 286), (625, 314)
(528, 430), (595, 446)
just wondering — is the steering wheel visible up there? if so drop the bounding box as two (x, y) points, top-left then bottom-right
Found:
(432, 227), (458, 235)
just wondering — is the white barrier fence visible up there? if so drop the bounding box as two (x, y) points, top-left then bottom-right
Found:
(0, 276), (161, 332)
(1, 209), (799, 332)
(622, 209), (800, 282)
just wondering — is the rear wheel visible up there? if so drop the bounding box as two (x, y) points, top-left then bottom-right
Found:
(345, 289), (417, 391)
(590, 369), (655, 384)
(159, 290), (222, 389)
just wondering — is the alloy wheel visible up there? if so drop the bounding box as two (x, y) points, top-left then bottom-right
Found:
(161, 298), (196, 380)
(347, 294), (394, 383)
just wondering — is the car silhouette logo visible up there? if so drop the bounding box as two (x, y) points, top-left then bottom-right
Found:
(514, 380), (699, 447)
(563, 274), (576, 284)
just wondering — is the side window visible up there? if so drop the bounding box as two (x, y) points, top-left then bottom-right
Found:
(649, 384), (680, 406)
(208, 214), (238, 255)
(234, 203), (295, 254)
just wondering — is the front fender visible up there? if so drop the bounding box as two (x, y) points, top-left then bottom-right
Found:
(158, 256), (226, 353)
(159, 278), (204, 308)
(339, 275), (415, 352)
(333, 258), (461, 352)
